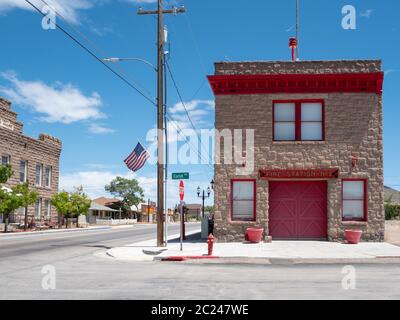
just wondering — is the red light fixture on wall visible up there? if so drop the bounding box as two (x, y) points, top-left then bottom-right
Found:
(351, 154), (359, 168)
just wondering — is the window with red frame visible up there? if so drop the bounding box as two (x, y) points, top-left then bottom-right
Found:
(231, 180), (256, 221)
(273, 100), (324, 141)
(342, 180), (367, 221)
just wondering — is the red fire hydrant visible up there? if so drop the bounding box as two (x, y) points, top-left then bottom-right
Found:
(207, 234), (215, 256)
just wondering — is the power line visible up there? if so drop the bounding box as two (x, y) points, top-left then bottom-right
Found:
(165, 113), (214, 171)
(166, 62), (198, 136)
(26, 0), (214, 173)
(39, 0), (107, 56)
(182, 12), (207, 75)
(179, 1), (211, 100)
(38, 0), (155, 99)
(166, 61), (213, 167)
(24, 0), (156, 106)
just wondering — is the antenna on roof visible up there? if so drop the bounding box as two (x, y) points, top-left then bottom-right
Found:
(296, 0), (299, 61)
(289, 0), (300, 62)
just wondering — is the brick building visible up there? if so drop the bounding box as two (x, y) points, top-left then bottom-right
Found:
(0, 97), (62, 227)
(208, 60), (385, 242)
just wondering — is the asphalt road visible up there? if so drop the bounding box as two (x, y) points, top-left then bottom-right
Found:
(0, 223), (400, 300)
(0, 223), (199, 259)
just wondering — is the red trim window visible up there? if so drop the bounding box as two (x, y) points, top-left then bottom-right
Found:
(273, 100), (325, 141)
(342, 179), (367, 221)
(231, 179), (256, 222)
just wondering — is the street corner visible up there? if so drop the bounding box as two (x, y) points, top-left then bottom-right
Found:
(105, 245), (171, 262)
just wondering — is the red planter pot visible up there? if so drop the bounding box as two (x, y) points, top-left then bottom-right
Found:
(345, 230), (363, 244)
(246, 228), (264, 243)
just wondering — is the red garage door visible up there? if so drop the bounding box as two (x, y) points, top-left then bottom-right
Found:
(269, 181), (327, 239)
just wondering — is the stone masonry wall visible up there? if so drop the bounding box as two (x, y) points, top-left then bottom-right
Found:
(0, 99), (62, 224)
(214, 60), (382, 75)
(213, 61), (384, 242)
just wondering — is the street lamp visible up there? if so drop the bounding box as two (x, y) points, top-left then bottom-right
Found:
(197, 180), (214, 219)
(102, 57), (157, 72)
(104, 53), (167, 247)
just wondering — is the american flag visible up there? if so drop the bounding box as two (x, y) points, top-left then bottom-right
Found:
(124, 143), (150, 172)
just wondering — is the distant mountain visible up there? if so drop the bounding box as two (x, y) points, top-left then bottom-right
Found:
(385, 186), (400, 204)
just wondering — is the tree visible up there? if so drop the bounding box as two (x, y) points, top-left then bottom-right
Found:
(204, 205), (215, 214)
(105, 177), (144, 213)
(51, 187), (91, 228)
(15, 183), (39, 230)
(0, 164), (12, 184)
(69, 186), (91, 227)
(51, 191), (70, 228)
(0, 180), (38, 233)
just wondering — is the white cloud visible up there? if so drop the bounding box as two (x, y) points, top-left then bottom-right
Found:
(169, 99), (214, 128)
(88, 123), (115, 134)
(144, 99), (215, 147)
(0, 0), (95, 24)
(59, 170), (158, 201)
(360, 9), (373, 18)
(84, 163), (119, 170)
(0, 72), (105, 124)
(89, 25), (113, 37)
(127, 0), (157, 3)
(170, 99), (214, 115)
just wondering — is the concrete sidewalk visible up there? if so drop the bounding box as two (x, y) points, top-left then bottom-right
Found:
(106, 232), (400, 263)
(106, 229), (201, 261)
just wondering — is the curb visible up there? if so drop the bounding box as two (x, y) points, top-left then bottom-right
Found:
(172, 256), (400, 265)
(160, 256), (220, 262)
(0, 226), (112, 237)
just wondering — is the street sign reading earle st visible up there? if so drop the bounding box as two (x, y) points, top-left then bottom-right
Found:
(172, 172), (189, 180)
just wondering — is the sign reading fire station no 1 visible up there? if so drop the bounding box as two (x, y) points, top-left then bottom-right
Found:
(259, 169), (340, 179)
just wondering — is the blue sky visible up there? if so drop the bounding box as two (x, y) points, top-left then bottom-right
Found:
(0, 0), (399, 208)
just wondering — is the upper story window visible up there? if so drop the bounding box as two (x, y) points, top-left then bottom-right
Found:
(19, 160), (27, 183)
(35, 164), (43, 186)
(44, 166), (52, 188)
(273, 100), (324, 141)
(342, 179), (367, 221)
(231, 179), (256, 222)
(1, 154), (11, 165)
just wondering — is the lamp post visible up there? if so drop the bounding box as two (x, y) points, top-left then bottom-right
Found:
(103, 54), (167, 247)
(103, 57), (157, 72)
(197, 179), (214, 219)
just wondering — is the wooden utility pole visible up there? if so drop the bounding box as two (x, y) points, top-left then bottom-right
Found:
(138, 1), (186, 247)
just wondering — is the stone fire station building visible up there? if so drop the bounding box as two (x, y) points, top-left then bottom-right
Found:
(208, 60), (384, 242)
(0, 97), (62, 226)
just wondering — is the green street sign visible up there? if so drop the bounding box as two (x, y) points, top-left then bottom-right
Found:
(172, 172), (190, 180)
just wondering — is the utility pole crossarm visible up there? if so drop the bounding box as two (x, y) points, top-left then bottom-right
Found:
(138, 7), (186, 15)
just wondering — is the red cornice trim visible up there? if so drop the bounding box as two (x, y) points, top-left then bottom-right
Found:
(207, 72), (384, 95)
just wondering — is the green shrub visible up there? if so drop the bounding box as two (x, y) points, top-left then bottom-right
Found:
(385, 203), (400, 220)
